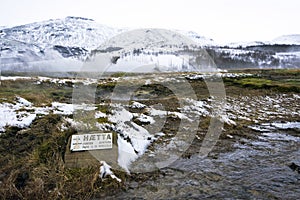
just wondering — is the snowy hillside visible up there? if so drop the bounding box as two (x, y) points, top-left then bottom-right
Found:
(0, 17), (126, 70)
(0, 16), (124, 50)
(1, 16), (300, 72)
(91, 29), (214, 72)
(1, 17), (216, 72)
(174, 30), (215, 46)
(0, 17), (213, 52)
(226, 35), (300, 48)
(0, 38), (64, 71)
(272, 34), (300, 45)
(95, 28), (196, 51)
(226, 41), (267, 48)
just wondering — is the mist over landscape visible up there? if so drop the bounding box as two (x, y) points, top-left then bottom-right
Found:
(1, 16), (300, 73)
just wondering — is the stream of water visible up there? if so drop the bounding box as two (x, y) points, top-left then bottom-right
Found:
(106, 123), (300, 199)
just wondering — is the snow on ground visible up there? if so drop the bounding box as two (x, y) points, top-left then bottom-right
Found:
(108, 104), (156, 172)
(0, 76), (33, 81)
(99, 161), (121, 182)
(38, 77), (98, 85)
(182, 98), (210, 116)
(1, 78), (299, 173)
(0, 97), (41, 132)
(0, 97), (87, 132)
(135, 113), (155, 124)
(117, 136), (139, 174)
(0, 76), (98, 86)
(16, 96), (32, 107)
(1, 93), (298, 174)
(95, 111), (107, 118)
(52, 102), (74, 115)
(130, 101), (147, 109)
(186, 72), (253, 80)
(0, 102), (36, 132)
(225, 95), (300, 123)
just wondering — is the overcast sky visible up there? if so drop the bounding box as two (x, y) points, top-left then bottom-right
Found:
(0, 0), (299, 43)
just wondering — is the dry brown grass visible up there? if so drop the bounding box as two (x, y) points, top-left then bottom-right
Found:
(0, 114), (126, 199)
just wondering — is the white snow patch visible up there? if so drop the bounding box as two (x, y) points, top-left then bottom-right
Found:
(16, 96), (32, 107)
(95, 111), (107, 118)
(136, 114), (155, 124)
(148, 107), (167, 116)
(117, 136), (138, 173)
(0, 101), (36, 132)
(99, 161), (121, 182)
(108, 104), (155, 172)
(293, 94), (300, 99)
(155, 132), (165, 137)
(131, 101), (146, 109)
(52, 102), (74, 115)
(219, 114), (236, 125)
(182, 99), (209, 116)
(95, 122), (114, 131)
(0, 76), (32, 81)
(108, 105), (133, 123)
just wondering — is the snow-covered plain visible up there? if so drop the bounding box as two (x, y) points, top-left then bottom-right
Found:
(1, 92), (299, 173)
(1, 73), (299, 173)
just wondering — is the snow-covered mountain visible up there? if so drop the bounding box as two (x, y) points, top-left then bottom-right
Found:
(0, 17), (125, 70)
(0, 16), (213, 52)
(1, 16), (216, 72)
(174, 30), (215, 46)
(226, 41), (267, 48)
(225, 35), (300, 48)
(1, 16), (300, 72)
(90, 28), (221, 72)
(96, 28), (197, 51)
(0, 16), (124, 50)
(272, 34), (300, 45)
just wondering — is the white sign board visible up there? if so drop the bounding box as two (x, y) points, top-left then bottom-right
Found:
(70, 133), (112, 151)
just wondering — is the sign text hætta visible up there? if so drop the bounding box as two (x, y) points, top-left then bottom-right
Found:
(70, 133), (112, 151)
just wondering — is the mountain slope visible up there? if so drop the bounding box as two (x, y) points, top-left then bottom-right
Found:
(272, 34), (300, 45)
(91, 29), (216, 72)
(0, 16), (124, 50)
(1, 17), (300, 72)
(174, 30), (215, 46)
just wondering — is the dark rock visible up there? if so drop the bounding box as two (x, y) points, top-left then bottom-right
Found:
(289, 162), (300, 173)
(0, 173), (7, 180)
(15, 171), (29, 189)
(111, 56), (120, 64)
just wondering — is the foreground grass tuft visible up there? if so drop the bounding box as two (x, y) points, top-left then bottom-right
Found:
(0, 114), (126, 199)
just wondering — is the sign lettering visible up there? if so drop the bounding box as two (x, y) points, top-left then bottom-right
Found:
(70, 133), (113, 151)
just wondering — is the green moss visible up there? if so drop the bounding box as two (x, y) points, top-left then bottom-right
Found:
(97, 81), (117, 90)
(110, 72), (126, 78)
(96, 104), (111, 114)
(0, 79), (73, 106)
(97, 117), (109, 124)
(226, 77), (300, 92)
